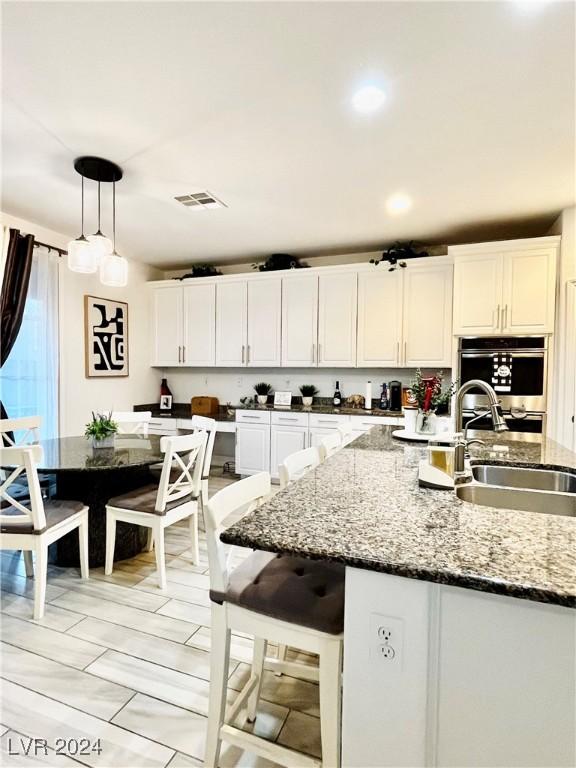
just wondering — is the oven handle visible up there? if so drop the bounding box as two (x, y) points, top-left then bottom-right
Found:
(460, 351), (545, 358)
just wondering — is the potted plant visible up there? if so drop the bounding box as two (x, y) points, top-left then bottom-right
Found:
(254, 382), (272, 406)
(410, 370), (457, 435)
(85, 412), (118, 448)
(299, 384), (319, 407)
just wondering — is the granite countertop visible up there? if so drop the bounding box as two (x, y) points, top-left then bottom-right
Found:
(222, 426), (576, 608)
(134, 402), (405, 420)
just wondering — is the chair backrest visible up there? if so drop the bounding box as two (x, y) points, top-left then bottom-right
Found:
(319, 431), (342, 461)
(156, 431), (207, 513)
(112, 411), (152, 435)
(0, 416), (41, 447)
(337, 422), (355, 447)
(204, 472), (271, 596)
(189, 415), (217, 480)
(279, 446), (321, 489)
(0, 445), (46, 532)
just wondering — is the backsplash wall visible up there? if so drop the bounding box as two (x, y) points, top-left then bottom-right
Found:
(155, 367), (452, 405)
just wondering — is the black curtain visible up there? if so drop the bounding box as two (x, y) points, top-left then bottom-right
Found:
(1, 228), (35, 423)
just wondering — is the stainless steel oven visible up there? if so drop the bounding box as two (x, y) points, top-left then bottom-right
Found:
(457, 337), (548, 437)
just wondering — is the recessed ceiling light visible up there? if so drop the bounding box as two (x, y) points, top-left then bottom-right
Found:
(352, 85), (386, 114)
(386, 193), (412, 215)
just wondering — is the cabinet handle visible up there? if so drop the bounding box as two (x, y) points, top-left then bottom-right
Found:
(502, 304), (508, 330)
(182, 345), (185, 364)
(396, 341), (400, 363)
(178, 346), (181, 363)
(318, 343), (322, 363)
(279, 417), (298, 422)
(241, 345), (245, 364)
(247, 345), (250, 364)
(495, 305), (500, 330)
(241, 415), (261, 420)
(404, 341), (407, 364)
(312, 344), (315, 364)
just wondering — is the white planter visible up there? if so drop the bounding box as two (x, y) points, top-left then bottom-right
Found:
(92, 435), (115, 449)
(302, 396), (313, 407)
(257, 395), (269, 405)
(403, 407), (418, 432)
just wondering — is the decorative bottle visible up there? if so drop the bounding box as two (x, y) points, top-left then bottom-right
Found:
(333, 381), (342, 407)
(160, 378), (172, 397)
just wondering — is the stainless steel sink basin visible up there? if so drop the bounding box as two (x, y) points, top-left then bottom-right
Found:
(471, 464), (576, 493)
(456, 480), (576, 517)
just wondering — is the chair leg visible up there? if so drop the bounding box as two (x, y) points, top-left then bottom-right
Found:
(33, 543), (48, 621)
(153, 523), (166, 590)
(189, 510), (200, 565)
(247, 637), (267, 723)
(275, 643), (288, 676)
(105, 513), (116, 576)
(145, 529), (154, 552)
(78, 516), (89, 579)
(319, 637), (343, 768)
(23, 550), (34, 578)
(204, 605), (231, 768)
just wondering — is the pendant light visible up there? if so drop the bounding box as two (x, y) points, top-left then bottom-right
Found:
(100, 180), (128, 287)
(67, 175), (99, 274)
(87, 180), (113, 261)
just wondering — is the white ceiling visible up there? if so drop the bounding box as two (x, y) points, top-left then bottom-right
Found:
(2, 1), (575, 267)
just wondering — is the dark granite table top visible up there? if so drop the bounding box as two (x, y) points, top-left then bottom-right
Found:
(33, 435), (164, 472)
(222, 426), (576, 608)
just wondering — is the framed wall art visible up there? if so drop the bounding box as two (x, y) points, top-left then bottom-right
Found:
(84, 295), (129, 377)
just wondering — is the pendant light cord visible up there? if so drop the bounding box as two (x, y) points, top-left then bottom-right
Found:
(112, 180), (116, 253)
(81, 175), (85, 236)
(97, 180), (101, 231)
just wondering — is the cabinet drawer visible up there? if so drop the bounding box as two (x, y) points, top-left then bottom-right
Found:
(350, 415), (403, 428)
(149, 418), (178, 435)
(309, 413), (350, 428)
(271, 411), (309, 427)
(235, 410), (271, 425)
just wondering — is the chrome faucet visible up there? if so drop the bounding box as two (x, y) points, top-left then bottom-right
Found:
(454, 380), (508, 475)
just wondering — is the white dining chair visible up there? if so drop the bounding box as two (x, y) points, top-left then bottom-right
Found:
(319, 431), (342, 461)
(204, 472), (344, 768)
(105, 431), (207, 589)
(111, 411), (152, 435)
(0, 415), (41, 446)
(279, 446), (321, 489)
(336, 422), (355, 447)
(0, 445), (89, 619)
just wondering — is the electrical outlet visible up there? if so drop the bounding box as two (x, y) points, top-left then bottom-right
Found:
(370, 613), (403, 667)
(236, 377), (243, 387)
(203, 376), (208, 386)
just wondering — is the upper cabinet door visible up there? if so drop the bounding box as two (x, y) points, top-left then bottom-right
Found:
(150, 286), (183, 366)
(247, 278), (282, 367)
(453, 254), (503, 335)
(403, 262), (453, 367)
(357, 269), (402, 366)
(182, 282), (216, 366)
(215, 281), (247, 366)
(502, 249), (557, 334)
(317, 272), (358, 367)
(281, 275), (318, 367)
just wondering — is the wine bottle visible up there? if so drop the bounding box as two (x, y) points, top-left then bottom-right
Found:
(160, 378), (172, 397)
(380, 383), (389, 410)
(333, 381), (342, 407)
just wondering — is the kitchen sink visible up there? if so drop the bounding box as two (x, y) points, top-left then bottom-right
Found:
(456, 479), (576, 517)
(471, 464), (576, 493)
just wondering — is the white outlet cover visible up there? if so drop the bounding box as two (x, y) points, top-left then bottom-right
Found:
(369, 613), (404, 671)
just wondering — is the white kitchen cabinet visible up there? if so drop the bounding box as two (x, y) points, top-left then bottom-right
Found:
(357, 269), (403, 366)
(451, 238), (559, 336)
(281, 274), (319, 367)
(403, 262), (453, 367)
(317, 272), (358, 367)
(502, 248), (557, 333)
(350, 414), (404, 439)
(247, 278), (282, 367)
(216, 281), (247, 366)
(182, 282), (216, 366)
(150, 285), (184, 366)
(270, 425), (308, 480)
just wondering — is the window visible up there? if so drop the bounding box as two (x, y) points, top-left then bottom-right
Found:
(0, 246), (59, 439)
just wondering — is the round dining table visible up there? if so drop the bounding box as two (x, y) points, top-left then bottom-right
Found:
(36, 434), (164, 567)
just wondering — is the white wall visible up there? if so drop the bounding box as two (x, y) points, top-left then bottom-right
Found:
(549, 206), (576, 448)
(1, 212), (162, 437)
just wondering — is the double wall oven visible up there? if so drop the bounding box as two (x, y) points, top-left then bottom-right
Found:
(457, 336), (548, 439)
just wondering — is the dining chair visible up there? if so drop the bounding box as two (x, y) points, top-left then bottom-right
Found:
(337, 421), (355, 447)
(105, 431), (207, 589)
(279, 445), (321, 489)
(0, 416), (41, 446)
(0, 445), (89, 619)
(111, 411), (152, 435)
(319, 430), (342, 461)
(204, 472), (344, 768)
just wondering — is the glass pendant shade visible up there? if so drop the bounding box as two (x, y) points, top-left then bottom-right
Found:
(87, 231), (113, 262)
(67, 236), (99, 274)
(100, 251), (128, 287)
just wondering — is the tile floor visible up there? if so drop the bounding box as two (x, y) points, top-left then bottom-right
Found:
(0, 470), (321, 767)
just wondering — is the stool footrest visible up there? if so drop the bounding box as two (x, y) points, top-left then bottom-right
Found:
(219, 724), (322, 768)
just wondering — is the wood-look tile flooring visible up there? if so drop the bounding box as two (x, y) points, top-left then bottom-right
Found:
(0, 471), (321, 767)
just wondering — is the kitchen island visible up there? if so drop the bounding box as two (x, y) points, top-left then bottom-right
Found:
(222, 426), (576, 767)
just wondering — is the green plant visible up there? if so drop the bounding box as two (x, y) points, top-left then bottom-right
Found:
(85, 412), (118, 440)
(254, 382), (272, 396)
(179, 264), (223, 279)
(410, 370), (458, 412)
(252, 253), (308, 272)
(299, 384), (319, 397)
(370, 241), (429, 271)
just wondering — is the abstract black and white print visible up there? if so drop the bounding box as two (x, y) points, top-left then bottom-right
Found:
(84, 295), (129, 377)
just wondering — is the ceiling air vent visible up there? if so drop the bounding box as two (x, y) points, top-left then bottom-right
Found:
(174, 192), (227, 210)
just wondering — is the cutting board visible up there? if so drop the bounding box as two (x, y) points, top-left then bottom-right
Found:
(191, 396), (219, 415)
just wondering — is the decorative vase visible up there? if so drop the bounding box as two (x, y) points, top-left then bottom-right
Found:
(302, 396), (313, 407)
(403, 407), (418, 433)
(92, 435), (115, 449)
(257, 395), (268, 405)
(416, 410), (437, 435)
